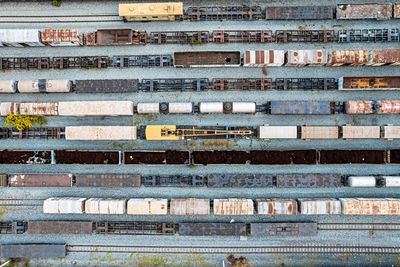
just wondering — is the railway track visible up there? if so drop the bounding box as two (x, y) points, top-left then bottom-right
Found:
(66, 245), (400, 255)
(318, 223), (400, 231)
(0, 199), (43, 207)
(0, 14), (122, 23)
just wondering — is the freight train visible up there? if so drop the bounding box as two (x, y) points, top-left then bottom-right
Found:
(1, 28), (399, 48)
(1, 174), (399, 188)
(1, 50), (399, 71)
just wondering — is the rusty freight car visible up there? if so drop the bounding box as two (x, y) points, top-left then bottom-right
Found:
(0, 244), (66, 259)
(7, 174), (72, 187)
(74, 79), (140, 93)
(185, 5), (263, 21)
(243, 50), (284, 67)
(336, 4), (392, 20)
(301, 126), (339, 140)
(340, 198), (400, 215)
(265, 6), (334, 20)
(170, 198), (210, 215)
(345, 100), (400, 114)
(85, 29), (147, 46)
(75, 174), (141, 187)
(327, 50), (369, 66)
(395, 4), (400, 18)
(368, 50), (400, 66)
(339, 76), (400, 90)
(41, 29), (81, 46)
(213, 198), (254, 215)
(286, 50), (328, 66)
(173, 51), (241, 67)
(27, 221), (92, 234)
(257, 199), (298, 215)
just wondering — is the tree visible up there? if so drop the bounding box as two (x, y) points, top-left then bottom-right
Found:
(4, 113), (47, 132)
(227, 254), (251, 267)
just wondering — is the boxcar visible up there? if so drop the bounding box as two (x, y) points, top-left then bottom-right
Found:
(265, 6), (334, 20)
(336, 4), (392, 20)
(0, 244), (66, 259)
(17, 80), (72, 93)
(170, 198), (210, 215)
(339, 76), (400, 90)
(173, 51), (241, 67)
(269, 101), (335, 115)
(250, 222), (318, 236)
(243, 50), (284, 67)
(213, 198), (254, 215)
(257, 199), (298, 215)
(342, 125), (380, 139)
(0, 29), (43, 47)
(87, 29), (147, 46)
(298, 198), (341, 215)
(5, 102), (58, 116)
(8, 174), (72, 187)
(74, 79), (140, 93)
(368, 50), (400, 66)
(178, 223), (247, 236)
(383, 125), (400, 139)
(301, 126), (339, 140)
(85, 198), (126, 214)
(27, 221), (92, 234)
(207, 174), (274, 187)
(327, 50), (369, 66)
(43, 197), (86, 214)
(0, 80), (17, 93)
(340, 198), (400, 215)
(257, 125), (298, 139)
(41, 29), (81, 46)
(127, 198), (168, 215)
(65, 126), (137, 140)
(75, 174), (141, 187)
(57, 101), (134, 116)
(276, 174), (341, 188)
(286, 50), (327, 66)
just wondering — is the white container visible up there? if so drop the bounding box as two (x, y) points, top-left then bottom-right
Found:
(168, 103), (193, 113)
(0, 102), (11, 116)
(342, 125), (380, 139)
(170, 198), (210, 215)
(85, 198), (126, 214)
(213, 198), (254, 215)
(232, 102), (256, 113)
(0, 80), (17, 93)
(199, 102), (223, 113)
(0, 29), (44, 47)
(348, 176), (376, 187)
(58, 101), (134, 116)
(65, 126), (137, 140)
(243, 50), (285, 67)
(43, 197), (86, 214)
(17, 80), (71, 93)
(257, 126), (297, 139)
(137, 103), (159, 114)
(299, 198), (341, 215)
(383, 176), (400, 187)
(127, 198), (168, 215)
(384, 125), (400, 139)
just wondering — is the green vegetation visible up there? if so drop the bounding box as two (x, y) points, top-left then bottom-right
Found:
(51, 0), (62, 7)
(110, 141), (141, 150)
(4, 113), (46, 131)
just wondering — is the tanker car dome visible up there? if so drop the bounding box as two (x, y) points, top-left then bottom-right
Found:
(160, 103), (168, 111)
(373, 101), (381, 110)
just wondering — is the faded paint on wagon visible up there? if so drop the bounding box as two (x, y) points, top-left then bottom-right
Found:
(342, 125), (381, 139)
(75, 174), (141, 187)
(257, 125), (298, 139)
(17, 79), (71, 93)
(339, 76), (400, 90)
(270, 101), (333, 115)
(0, 80), (17, 93)
(345, 101), (374, 114)
(0, 29), (43, 47)
(85, 198), (126, 214)
(89, 29), (147, 46)
(243, 50), (285, 67)
(58, 101), (134, 116)
(65, 126), (137, 140)
(299, 198), (341, 215)
(328, 50), (369, 66)
(41, 29), (81, 46)
(43, 197), (86, 214)
(286, 50), (327, 66)
(127, 198), (168, 215)
(0, 244), (66, 259)
(207, 174), (274, 187)
(368, 50), (400, 66)
(27, 221), (92, 234)
(8, 174), (72, 187)
(265, 6), (334, 20)
(340, 198), (400, 215)
(384, 125), (400, 139)
(213, 198), (254, 215)
(250, 222), (318, 236)
(173, 51), (241, 67)
(377, 101), (400, 114)
(395, 4), (400, 19)
(178, 223), (247, 236)
(256, 199), (297, 215)
(119, 2), (183, 21)
(301, 126), (339, 140)
(170, 198), (210, 215)
(74, 79), (139, 93)
(276, 174), (341, 188)
(337, 4), (392, 20)
(7, 102), (58, 116)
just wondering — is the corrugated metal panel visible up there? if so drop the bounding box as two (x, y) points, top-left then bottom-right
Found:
(342, 125), (380, 139)
(173, 51), (241, 67)
(301, 126), (339, 139)
(0, 244), (66, 259)
(75, 174), (141, 187)
(340, 198), (400, 215)
(257, 126), (297, 139)
(127, 198), (168, 215)
(74, 79), (139, 93)
(337, 4), (392, 20)
(265, 6), (334, 20)
(299, 198), (341, 215)
(328, 50), (369, 66)
(250, 222), (318, 236)
(18, 102), (58, 116)
(286, 50), (327, 66)
(178, 223), (246, 236)
(85, 198), (126, 214)
(384, 125), (400, 139)
(276, 174), (341, 188)
(170, 198), (210, 215)
(270, 101), (332, 115)
(214, 198), (254, 215)
(243, 50), (285, 67)
(43, 197), (86, 214)
(0, 29), (43, 46)
(256, 199), (297, 215)
(58, 101), (134, 116)
(27, 221), (92, 234)
(8, 174), (72, 187)
(369, 50), (400, 66)
(65, 126), (137, 140)
(41, 29), (80, 46)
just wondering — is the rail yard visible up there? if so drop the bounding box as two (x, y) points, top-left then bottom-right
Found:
(1, 0), (400, 266)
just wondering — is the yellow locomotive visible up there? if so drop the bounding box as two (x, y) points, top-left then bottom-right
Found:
(119, 2), (183, 21)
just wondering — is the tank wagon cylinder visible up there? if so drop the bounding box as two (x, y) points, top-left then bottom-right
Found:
(0, 80), (17, 93)
(348, 176), (376, 187)
(199, 102), (256, 114)
(17, 80), (72, 93)
(383, 176), (400, 187)
(137, 102), (193, 114)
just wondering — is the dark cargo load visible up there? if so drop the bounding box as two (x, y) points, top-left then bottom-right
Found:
(207, 174), (274, 187)
(269, 101), (334, 114)
(178, 223), (247, 236)
(250, 223), (318, 236)
(54, 150), (119, 164)
(123, 150), (189, 164)
(173, 51), (241, 67)
(0, 150), (51, 164)
(339, 76), (400, 90)
(27, 221), (92, 234)
(265, 6), (334, 20)
(192, 151), (249, 165)
(319, 150), (386, 164)
(75, 174), (141, 187)
(8, 174), (72, 187)
(389, 150), (400, 163)
(250, 150), (317, 165)
(276, 174), (341, 187)
(74, 79), (139, 93)
(0, 244), (66, 259)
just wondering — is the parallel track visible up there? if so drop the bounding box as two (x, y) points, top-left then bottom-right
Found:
(0, 14), (122, 23)
(0, 199), (43, 207)
(318, 223), (400, 231)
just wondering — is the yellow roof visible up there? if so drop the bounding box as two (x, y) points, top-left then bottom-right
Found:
(119, 2), (183, 16)
(145, 125), (180, 141)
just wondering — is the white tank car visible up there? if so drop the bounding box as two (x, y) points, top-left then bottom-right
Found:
(0, 80), (17, 93)
(17, 80), (72, 93)
(348, 176), (376, 187)
(383, 176), (400, 187)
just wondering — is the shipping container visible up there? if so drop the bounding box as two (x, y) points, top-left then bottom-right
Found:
(127, 198), (168, 215)
(276, 174), (341, 188)
(173, 51), (241, 67)
(286, 50), (328, 66)
(265, 6), (334, 20)
(17, 80), (71, 93)
(257, 199), (298, 215)
(383, 176), (400, 187)
(243, 50), (285, 67)
(43, 197), (86, 214)
(15, 102), (58, 116)
(384, 125), (400, 139)
(207, 174), (274, 187)
(348, 176), (376, 187)
(65, 126), (137, 140)
(58, 101), (134, 116)
(8, 174), (72, 187)
(0, 80), (17, 93)
(269, 101), (334, 115)
(395, 4), (400, 19)
(298, 198), (341, 215)
(178, 223), (247, 236)
(119, 2), (183, 21)
(342, 125), (381, 139)
(75, 174), (141, 187)
(337, 4), (392, 20)
(257, 125), (298, 139)
(170, 198), (210, 215)
(41, 29), (81, 46)
(54, 150), (120, 164)
(0, 244), (66, 259)
(90, 29), (147, 45)
(301, 126), (339, 140)
(0, 29), (43, 47)
(328, 50), (369, 66)
(74, 79), (139, 93)
(339, 76), (400, 90)
(340, 198), (400, 215)
(27, 221), (92, 234)
(85, 198), (126, 214)
(213, 198), (254, 215)
(368, 50), (400, 66)
(250, 222), (318, 236)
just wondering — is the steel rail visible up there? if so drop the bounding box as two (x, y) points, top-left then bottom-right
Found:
(0, 199), (43, 207)
(318, 223), (400, 231)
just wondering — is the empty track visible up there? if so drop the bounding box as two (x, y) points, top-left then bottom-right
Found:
(0, 14), (122, 23)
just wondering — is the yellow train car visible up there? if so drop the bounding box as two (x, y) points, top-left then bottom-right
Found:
(119, 2), (183, 21)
